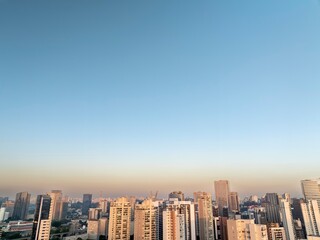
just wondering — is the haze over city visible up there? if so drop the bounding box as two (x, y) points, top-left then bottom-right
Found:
(1, 0), (320, 198)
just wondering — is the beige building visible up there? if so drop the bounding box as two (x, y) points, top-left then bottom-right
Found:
(229, 192), (240, 212)
(269, 227), (286, 240)
(227, 219), (268, 240)
(108, 197), (131, 240)
(134, 199), (158, 240)
(87, 220), (99, 240)
(194, 192), (214, 240)
(214, 180), (230, 216)
(163, 208), (185, 240)
(49, 190), (63, 221)
(87, 218), (108, 240)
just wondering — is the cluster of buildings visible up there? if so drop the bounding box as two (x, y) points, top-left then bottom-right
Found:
(1, 179), (320, 240)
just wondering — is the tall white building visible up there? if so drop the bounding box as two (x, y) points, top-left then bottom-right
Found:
(163, 208), (185, 240)
(108, 197), (131, 240)
(301, 180), (320, 211)
(162, 198), (196, 240)
(279, 199), (296, 240)
(134, 199), (158, 240)
(301, 200), (320, 236)
(227, 219), (268, 240)
(194, 192), (214, 240)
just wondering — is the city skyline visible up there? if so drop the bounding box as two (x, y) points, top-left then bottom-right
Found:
(1, 1), (320, 197)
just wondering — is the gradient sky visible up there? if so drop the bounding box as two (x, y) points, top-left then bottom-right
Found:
(1, 0), (320, 199)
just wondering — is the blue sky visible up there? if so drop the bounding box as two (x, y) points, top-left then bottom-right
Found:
(1, 0), (320, 198)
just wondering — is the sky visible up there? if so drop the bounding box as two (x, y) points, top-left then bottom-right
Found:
(1, 0), (320, 199)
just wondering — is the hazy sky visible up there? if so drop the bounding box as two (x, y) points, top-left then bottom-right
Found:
(1, 0), (320, 199)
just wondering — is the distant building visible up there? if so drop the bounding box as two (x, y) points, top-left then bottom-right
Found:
(31, 194), (52, 240)
(214, 180), (230, 216)
(88, 208), (102, 220)
(49, 190), (63, 221)
(227, 219), (268, 240)
(229, 192), (240, 212)
(264, 193), (281, 224)
(108, 197), (131, 240)
(168, 191), (185, 201)
(1, 200), (15, 218)
(82, 194), (92, 216)
(99, 199), (108, 214)
(12, 192), (31, 220)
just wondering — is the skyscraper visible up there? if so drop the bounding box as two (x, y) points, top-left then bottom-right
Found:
(214, 180), (230, 216)
(279, 199), (296, 240)
(301, 200), (320, 237)
(108, 197), (131, 240)
(229, 192), (240, 213)
(194, 192), (214, 240)
(12, 192), (31, 220)
(134, 199), (158, 240)
(31, 195), (52, 240)
(82, 194), (92, 216)
(301, 179), (320, 211)
(162, 198), (196, 240)
(49, 190), (62, 221)
(264, 193), (281, 224)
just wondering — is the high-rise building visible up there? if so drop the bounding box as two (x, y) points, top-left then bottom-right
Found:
(301, 200), (320, 237)
(264, 193), (281, 224)
(49, 190), (62, 221)
(194, 192), (214, 240)
(31, 195), (52, 240)
(168, 191), (185, 201)
(229, 192), (240, 212)
(279, 199), (296, 240)
(291, 198), (304, 223)
(269, 227), (286, 240)
(162, 198), (196, 240)
(88, 208), (102, 220)
(82, 194), (92, 216)
(301, 179), (320, 212)
(163, 209), (185, 240)
(1, 200), (15, 218)
(87, 218), (108, 240)
(12, 192), (31, 220)
(99, 199), (108, 214)
(87, 220), (99, 240)
(108, 197), (131, 240)
(134, 199), (158, 240)
(214, 180), (230, 216)
(227, 219), (268, 240)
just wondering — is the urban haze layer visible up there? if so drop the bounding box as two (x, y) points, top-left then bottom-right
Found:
(1, 179), (320, 240)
